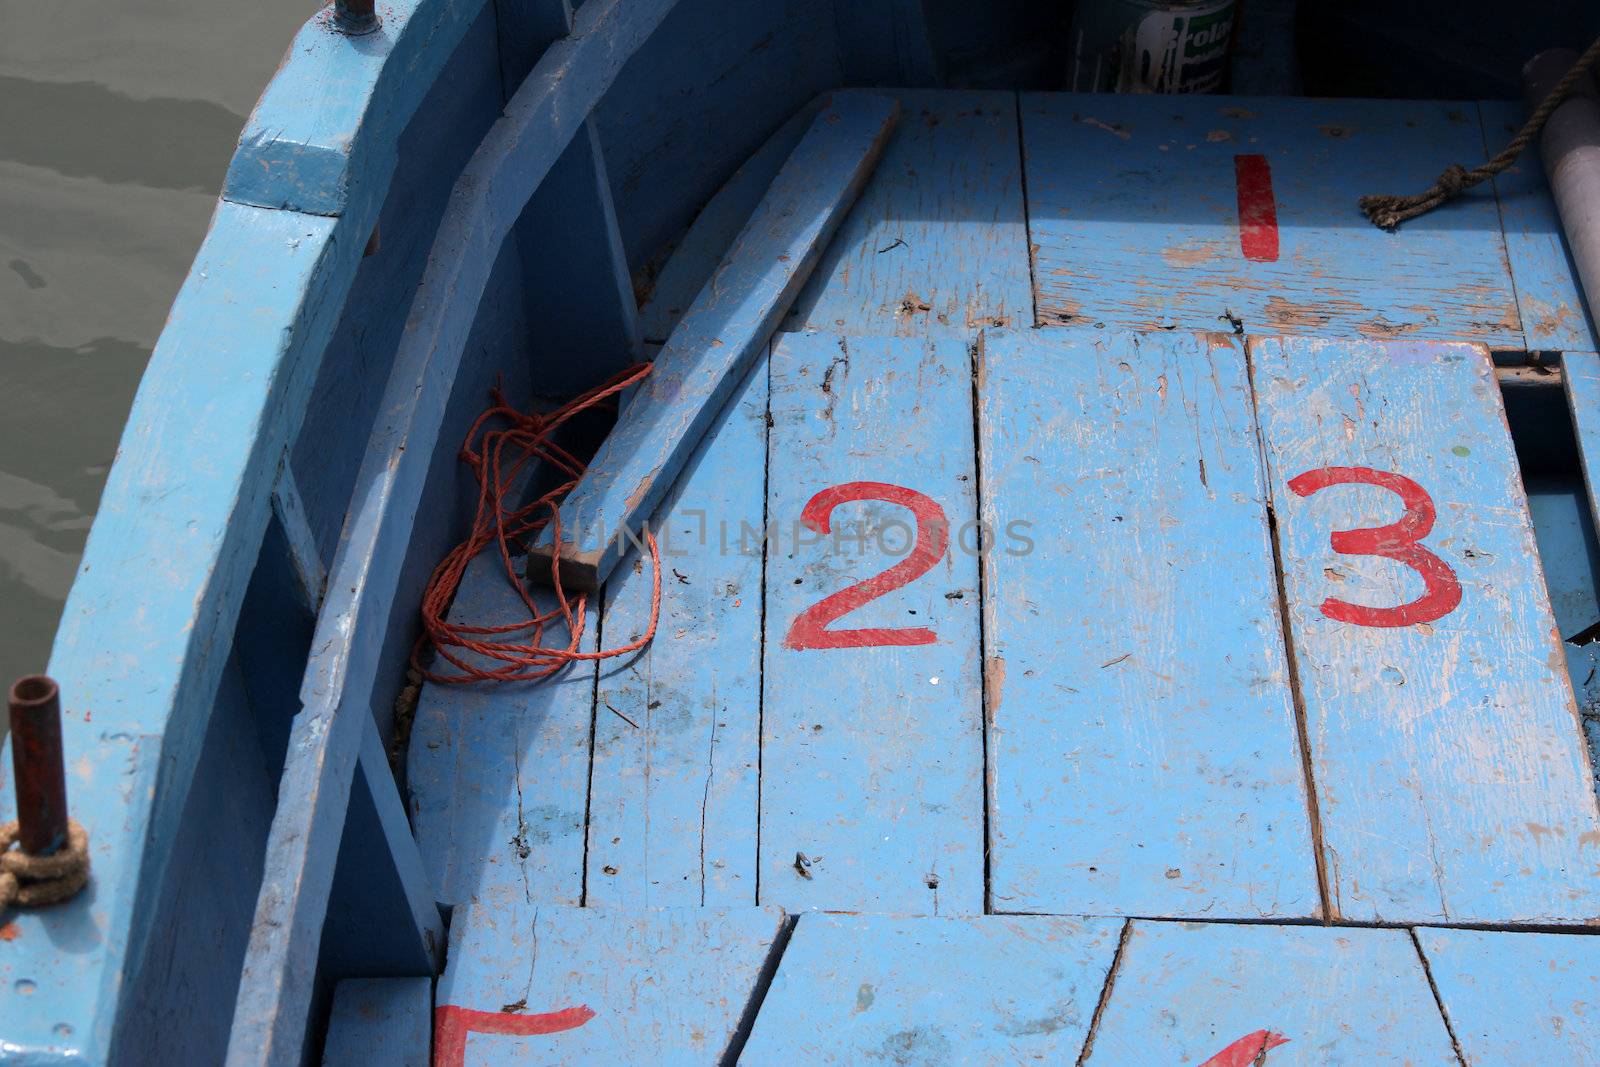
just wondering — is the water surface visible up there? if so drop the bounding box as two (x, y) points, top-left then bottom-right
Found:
(0, 1), (313, 701)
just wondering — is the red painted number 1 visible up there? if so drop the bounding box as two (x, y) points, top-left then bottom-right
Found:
(785, 482), (948, 650)
(1289, 466), (1462, 628)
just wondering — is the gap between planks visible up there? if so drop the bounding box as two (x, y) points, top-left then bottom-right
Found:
(1242, 338), (1334, 924)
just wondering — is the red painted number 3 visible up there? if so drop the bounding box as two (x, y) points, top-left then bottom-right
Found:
(785, 481), (948, 649)
(1289, 466), (1462, 628)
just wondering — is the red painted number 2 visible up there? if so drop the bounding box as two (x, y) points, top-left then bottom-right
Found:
(784, 482), (948, 650)
(1289, 466), (1462, 628)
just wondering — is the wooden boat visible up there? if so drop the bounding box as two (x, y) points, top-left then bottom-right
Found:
(6, 0), (1600, 1063)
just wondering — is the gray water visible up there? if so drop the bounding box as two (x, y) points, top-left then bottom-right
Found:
(0, 2), (315, 695)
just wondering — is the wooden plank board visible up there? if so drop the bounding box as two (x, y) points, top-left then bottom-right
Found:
(1085, 921), (1458, 1065)
(407, 555), (597, 910)
(516, 118), (643, 396)
(638, 99), (821, 343)
(740, 913), (1123, 1062)
(586, 354), (768, 908)
(1480, 100), (1599, 352)
(760, 332), (983, 915)
(322, 978), (432, 1067)
(222, 0), (481, 216)
(1023, 94), (1522, 345)
(786, 90), (1032, 336)
(980, 329), (1319, 918)
(229, 7), (688, 1058)
(1252, 335), (1600, 924)
(433, 903), (786, 1066)
(1416, 927), (1600, 1065)
(1525, 479), (1600, 787)
(529, 92), (900, 591)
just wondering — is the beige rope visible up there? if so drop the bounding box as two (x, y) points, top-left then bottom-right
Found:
(0, 820), (90, 912)
(1359, 36), (1600, 230)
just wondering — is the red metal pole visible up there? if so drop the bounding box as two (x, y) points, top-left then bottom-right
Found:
(8, 675), (68, 855)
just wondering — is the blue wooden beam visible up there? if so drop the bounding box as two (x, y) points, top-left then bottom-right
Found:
(322, 977), (432, 1067)
(529, 92), (901, 591)
(0, 5), (496, 1060)
(494, 0), (642, 396)
(224, 0), (486, 217)
(225, 3), (684, 1062)
(638, 100), (822, 343)
(270, 462), (328, 615)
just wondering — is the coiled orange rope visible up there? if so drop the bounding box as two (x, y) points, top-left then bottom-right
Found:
(413, 363), (662, 683)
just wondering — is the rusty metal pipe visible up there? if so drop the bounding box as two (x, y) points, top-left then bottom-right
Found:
(334, 0), (379, 34)
(1524, 49), (1600, 329)
(8, 675), (68, 856)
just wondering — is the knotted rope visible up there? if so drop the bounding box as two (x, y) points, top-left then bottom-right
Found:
(413, 363), (662, 684)
(1359, 35), (1600, 230)
(0, 820), (89, 912)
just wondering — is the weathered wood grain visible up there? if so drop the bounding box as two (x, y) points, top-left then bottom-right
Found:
(529, 93), (900, 592)
(322, 977), (432, 1067)
(1524, 477), (1600, 784)
(1480, 100), (1599, 353)
(740, 913), (1122, 1063)
(586, 356), (768, 908)
(4, 200), (349, 1065)
(516, 119), (644, 396)
(1023, 94), (1522, 345)
(980, 329), (1319, 918)
(638, 99), (822, 344)
(228, 6), (685, 1062)
(831, 0), (942, 87)
(1416, 927), (1600, 1065)
(1252, 335), (1600, 924)
(1085, 921), (1458, 1065)
(225, 0), (484, 217)
(594, 0), (843, 273)
(760, 332), (983, 915)
(407, 555), (596, 910)
(433, 903), (787, 1065)
(270, 464), (327, 615)
(787, 90), (1031, 336)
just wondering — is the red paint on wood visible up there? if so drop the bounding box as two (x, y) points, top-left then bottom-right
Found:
(433, 1004), (594, 1066)
(1288, 466), (1462, 627)
(1199, 1029), (1290, 1067)
(1233, 154), (1279, 263)
(784, 481), (948, 649)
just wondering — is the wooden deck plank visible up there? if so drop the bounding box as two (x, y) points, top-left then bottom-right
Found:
(1525, 479), (1600, 788)
(322, 977), (432, 1067)
(1023, 93), (1522, 345)
(1416, 927), (1600, 1065)
(980, 329), (1320, 919)
(530, 92), (899, 591)
(759, 332), (984, 915)
(586, 355), (769, 908)
(1251, 335), (1600, 924)
(406, 554), (597, 910)
(433, 903), (786, 1066)
(739, 913), (1122, 1063)
(1085, 921), (1457, 1065)
(1480, 100), (1599, 353)
(786, 89), (1032, 336)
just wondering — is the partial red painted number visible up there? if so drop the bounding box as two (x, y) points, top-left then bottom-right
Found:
(1233, 154), (1280, 263)
(1201, 1030), (1290, 1067)
(433, 1004), (594, 1067)
(784, 481), (948, 650)
(1289, 466), (1462, 627)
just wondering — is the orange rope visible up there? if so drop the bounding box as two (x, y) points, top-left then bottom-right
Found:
(413, 363), (662, 683)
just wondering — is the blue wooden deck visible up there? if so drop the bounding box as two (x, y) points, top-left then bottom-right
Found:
(394, 86), (1600, 1063)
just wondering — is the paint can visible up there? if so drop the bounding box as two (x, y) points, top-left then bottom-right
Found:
(1067, 0), (1238, 94)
